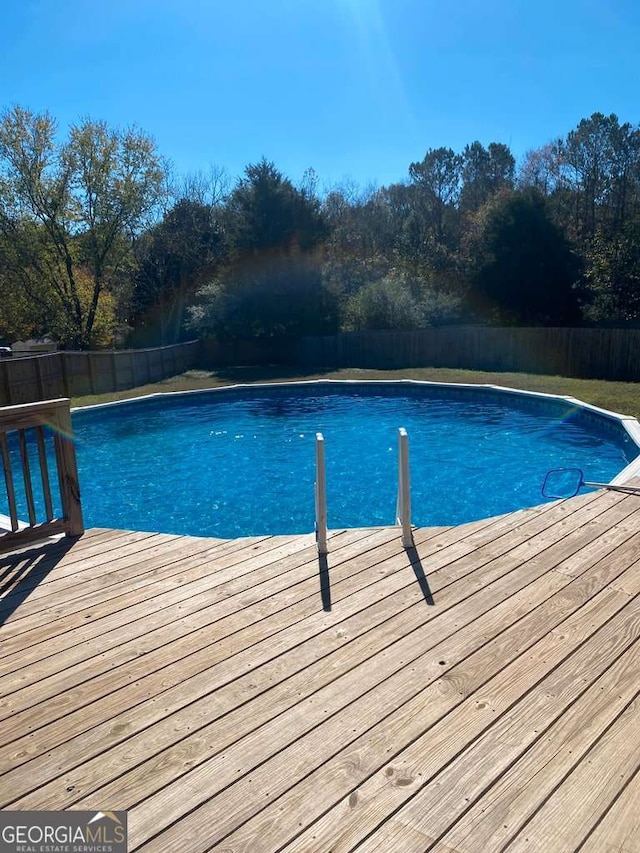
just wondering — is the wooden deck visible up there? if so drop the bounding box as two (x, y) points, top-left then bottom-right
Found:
(1, 489), (640, 852)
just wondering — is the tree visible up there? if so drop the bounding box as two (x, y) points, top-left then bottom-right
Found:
(518, 142), (563, 195)
(225, 158), (328, 255)
(188, 159), (335, 342)
(0, 106), (166, 348)
(466, 190), (581, 325)
(131, 199), (228, 345)
(343, 270), (462, 331)
(176, 164), (230, 208)
(558, 113), (640, 242)
(0, 233), (47, 341)
(189, 252), (339, 340)
(408, 147), (462, 245)
(460, 141), (515, 213)
(582, 225), (640, 321)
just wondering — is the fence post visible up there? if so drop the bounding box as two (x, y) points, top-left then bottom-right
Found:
(315, 432), (328, 555)
(396, 427), (414, 547)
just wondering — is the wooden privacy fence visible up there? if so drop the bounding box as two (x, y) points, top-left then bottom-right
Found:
(198, 337), (295, 368)
(0, 341), (199, 406)
(0, 399), (83, 550)
(7, 330), (640, 403)
(296, 327), (640, 381)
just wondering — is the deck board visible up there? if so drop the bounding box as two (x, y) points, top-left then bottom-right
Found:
(1, 489), (639, 851)
(439, 642), (640, 852)
(580, 764), (640, 852)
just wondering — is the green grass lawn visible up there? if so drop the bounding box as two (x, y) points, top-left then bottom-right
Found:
(72, 364), (640, 419)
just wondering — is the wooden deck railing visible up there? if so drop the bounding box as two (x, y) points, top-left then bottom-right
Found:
(0, 398), (83, 549)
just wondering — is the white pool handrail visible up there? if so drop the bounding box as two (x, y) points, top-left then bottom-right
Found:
(315, 432), (328, 555)
(396, 427), (414, 547)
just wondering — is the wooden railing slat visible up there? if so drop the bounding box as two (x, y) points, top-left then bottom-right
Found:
(0, 432), (19, 532)
(18, 429), (37, 526)
(36, 425), (54, 522)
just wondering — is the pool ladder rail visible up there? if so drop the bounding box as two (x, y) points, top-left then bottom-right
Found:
(314, 427), (415, 556)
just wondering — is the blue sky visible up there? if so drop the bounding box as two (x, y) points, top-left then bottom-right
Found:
(2, 0), (639, 191)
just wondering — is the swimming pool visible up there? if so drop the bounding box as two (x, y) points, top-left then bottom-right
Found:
(51, 381), (638, 538)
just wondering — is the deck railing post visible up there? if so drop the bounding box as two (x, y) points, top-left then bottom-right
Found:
(54, 403), (84, 537)
(315, 432), (328, 555)
(396, 427), (414, 548)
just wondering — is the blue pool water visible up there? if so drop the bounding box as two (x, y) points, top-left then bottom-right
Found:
(3, 383), (638, 537)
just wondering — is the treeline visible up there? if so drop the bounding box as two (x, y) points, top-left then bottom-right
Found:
(1, 106), (639, 349)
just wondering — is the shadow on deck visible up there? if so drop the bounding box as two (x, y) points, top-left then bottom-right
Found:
(1, 489), (639, 852)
